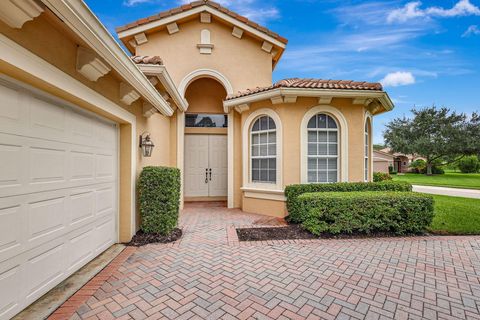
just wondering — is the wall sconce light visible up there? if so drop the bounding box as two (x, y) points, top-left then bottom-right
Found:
(139, 132), (155, 157)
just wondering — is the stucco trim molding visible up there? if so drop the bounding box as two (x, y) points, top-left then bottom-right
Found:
(242, 108), (283, 191)
(228, 111), (234, 208)
(300, 105), (349, 183)
(117, 5), (287, 50)
(365, 111), (373, 182)
(241, 187), (286, 201)
(178, 68), (234, 110)
(224, 88), (394, 113)
(138, 64), (188, 111)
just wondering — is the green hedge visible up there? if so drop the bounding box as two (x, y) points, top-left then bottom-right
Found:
(299, 191), (434, 235)
(285, 181), (412, 223)
(138, 166), (181, 235)
(373, 172), (392, 182)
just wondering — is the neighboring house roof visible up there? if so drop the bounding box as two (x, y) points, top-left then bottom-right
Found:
(116, 1), (288, 45)
(379, 148), (426, 161)
(131, 55), (163, 65)
(226, 78), (384, 100)
(373, 150), (395, 161)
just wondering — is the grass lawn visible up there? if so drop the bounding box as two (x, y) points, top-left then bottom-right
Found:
(429, 195), (480, 235)
(392, 171), (480, 190)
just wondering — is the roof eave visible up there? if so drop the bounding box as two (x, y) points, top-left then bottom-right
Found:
(117, 4), (287, 51)
(137, 64), (189, 112)
(41, 0), (173, 116)
(224, 87), (395, 114)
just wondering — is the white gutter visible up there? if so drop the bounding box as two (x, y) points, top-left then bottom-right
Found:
(223, 87), (395, 111)
(41, 0), (174, 116)
(137, 64), (189, 112)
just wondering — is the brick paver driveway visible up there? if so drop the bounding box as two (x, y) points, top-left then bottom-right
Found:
(59, 202), (480, 320)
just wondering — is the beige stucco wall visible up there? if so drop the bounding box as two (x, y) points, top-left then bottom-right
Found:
(135, 17), (273, 91)
(185, 78), (226, 114)
(0, 14), (172, 241)
(238, 98), (372, 217)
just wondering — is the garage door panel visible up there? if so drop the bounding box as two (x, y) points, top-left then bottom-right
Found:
(28, 95), (66, 141)
(95, 121), (117, 149)
(96, 153), (116, 180)
(0, 84), (26, 136)
(29, 145), (67, 185)
(0, 264), (21, 320)
(69, 109), (96, 146)
(70, 190), (95, 226)
(25, 241), (65, 303)
(0, 143), (23, 189)
(0, 204), (23, 258)
(70, 149), (95, 181)
(28, 196), (66, 242)
(96, 185), (115, 215)
(94, 217), (115, 254)
(67, 227), (94, 274)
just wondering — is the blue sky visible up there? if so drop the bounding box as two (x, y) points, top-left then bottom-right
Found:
(86, 0), (480, 144)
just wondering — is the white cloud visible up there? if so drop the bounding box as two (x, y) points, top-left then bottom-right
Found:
(380, 72), (416, 87)
(388, 0), (480, 23)
(463, 25), (480, 37)
(123, 0), (156, 6)
(387, 2), (426, 23)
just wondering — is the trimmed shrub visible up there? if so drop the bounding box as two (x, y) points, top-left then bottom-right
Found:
(373, 172), (392, 182)
(299, 191), (434, 236)
(138, 166), (181, 235)
(458, 156), (480, 173)
(409, 159), (426, 173)
(388, 165), (396, 174)
(285, 181), (412, 223)
(420, 165), (445, 175)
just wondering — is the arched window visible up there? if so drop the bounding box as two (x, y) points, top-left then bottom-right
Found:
(250, 115), (276, 183)
(364, 119), (371, 181)
(307, 114), (338, 183)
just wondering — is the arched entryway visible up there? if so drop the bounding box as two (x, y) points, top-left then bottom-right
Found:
(181, 76), (231, 203)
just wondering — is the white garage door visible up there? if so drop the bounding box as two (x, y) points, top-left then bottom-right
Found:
(0, 79), (118, 320)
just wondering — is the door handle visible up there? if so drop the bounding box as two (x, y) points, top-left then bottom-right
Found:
(209, 168), (212, 181)
(205, 168), (208, 184)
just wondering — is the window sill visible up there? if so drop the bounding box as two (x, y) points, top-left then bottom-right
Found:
(241, 186), (286, 201)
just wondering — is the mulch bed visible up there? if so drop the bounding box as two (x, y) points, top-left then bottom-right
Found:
(236, 225), (316, 241)
(236, 225), (426, 242)
(127, 228), (182, 246)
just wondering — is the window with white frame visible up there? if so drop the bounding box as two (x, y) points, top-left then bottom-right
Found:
(250, 115), (276, 183)
(365, 121), (369, 181)
(307, 114), (338, 183)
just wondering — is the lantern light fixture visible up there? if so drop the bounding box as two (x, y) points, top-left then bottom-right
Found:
(139, 132), (154, 157)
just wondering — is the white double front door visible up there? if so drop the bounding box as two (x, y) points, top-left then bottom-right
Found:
(184, 134), (227, 198)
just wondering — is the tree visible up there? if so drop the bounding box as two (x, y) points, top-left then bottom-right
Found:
(384, 107), (480, 175)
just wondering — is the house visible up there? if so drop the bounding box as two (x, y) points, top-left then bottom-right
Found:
(373, 150), (395, 174)
(379, 148), (425, 173)
(0, 0), (393, 318)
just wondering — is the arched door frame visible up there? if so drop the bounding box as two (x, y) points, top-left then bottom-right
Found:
(177, 69), (235, 208)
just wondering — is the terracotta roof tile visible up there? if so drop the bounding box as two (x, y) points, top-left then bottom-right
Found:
(131, 55), (163, 65)
(226, 78), (383, 100)
(115, 0), (288, 45)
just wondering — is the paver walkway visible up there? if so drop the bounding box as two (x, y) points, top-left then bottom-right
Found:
(413, 185), (480, 199)
(54, 202), (480, 320)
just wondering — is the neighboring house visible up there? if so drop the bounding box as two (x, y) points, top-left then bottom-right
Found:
(379, 148), (425, 173)
(0, 1), (393, 317)
(373, 150), (395, 174)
